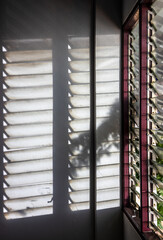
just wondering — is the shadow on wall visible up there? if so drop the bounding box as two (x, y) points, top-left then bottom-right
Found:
(69, 99), (120, 172)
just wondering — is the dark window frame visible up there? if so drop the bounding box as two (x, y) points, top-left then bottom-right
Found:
(122, 0), (162, 239)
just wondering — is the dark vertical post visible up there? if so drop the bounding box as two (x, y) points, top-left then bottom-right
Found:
(53, 33), (69, 212)
(90, 0), (96, 239)
(0, 0), (4, 227)
(122, 30), (130, 208)
(0, 33), (3, 221)
(139, 3), (150, 232)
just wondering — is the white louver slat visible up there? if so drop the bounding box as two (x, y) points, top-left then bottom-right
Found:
(4, 146), (53, 161)
(4, 195), (53, 212)
(4, 98), (53, 112)
(2, 39), (53, 219)
(4, 183), (53, 199)
(4, 86), (53, 99)
(4, 74), (53, 87)
(70, 58), (119, 72)
(5, 50), (52, 62)
(70, 93), (119, 108)
(4, 62), (52, 75)
(4, 123), (52, 137)
(69, 70), (119, 83)
(4, 135), (52, 149)
(4, 110), (52, 125)
(4, 170), (53, 187)
(4, 158), (52, 173)
(68, 35), (120, 211)
(4, 207), (53, 220)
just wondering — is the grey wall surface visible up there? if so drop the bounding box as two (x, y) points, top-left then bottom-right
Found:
(96, 0), (123, 239)
(123, 214), (142, 240)
(123, 0), (138, 23)
(0, 0), (123, 240)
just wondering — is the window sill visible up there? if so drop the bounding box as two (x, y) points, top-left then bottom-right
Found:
(123, 207), (161, 240)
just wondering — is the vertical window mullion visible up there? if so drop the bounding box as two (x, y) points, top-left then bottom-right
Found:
(0, 40), (4, 220)
(90, 0), (96, 239)
(139, 3), (151, 233)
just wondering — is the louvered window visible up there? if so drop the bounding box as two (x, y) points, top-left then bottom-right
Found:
(68, 35), (120, 211)
(123, 0), (163, 239)
(128, 21), (140, 211)
(148, 0), (163, 237)
(2, 39), (53, 219)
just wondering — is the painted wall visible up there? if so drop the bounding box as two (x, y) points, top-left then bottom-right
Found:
(96, 1), (123, 240)
(123, 214), (142, 240)
(0, 0), (123, 240)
